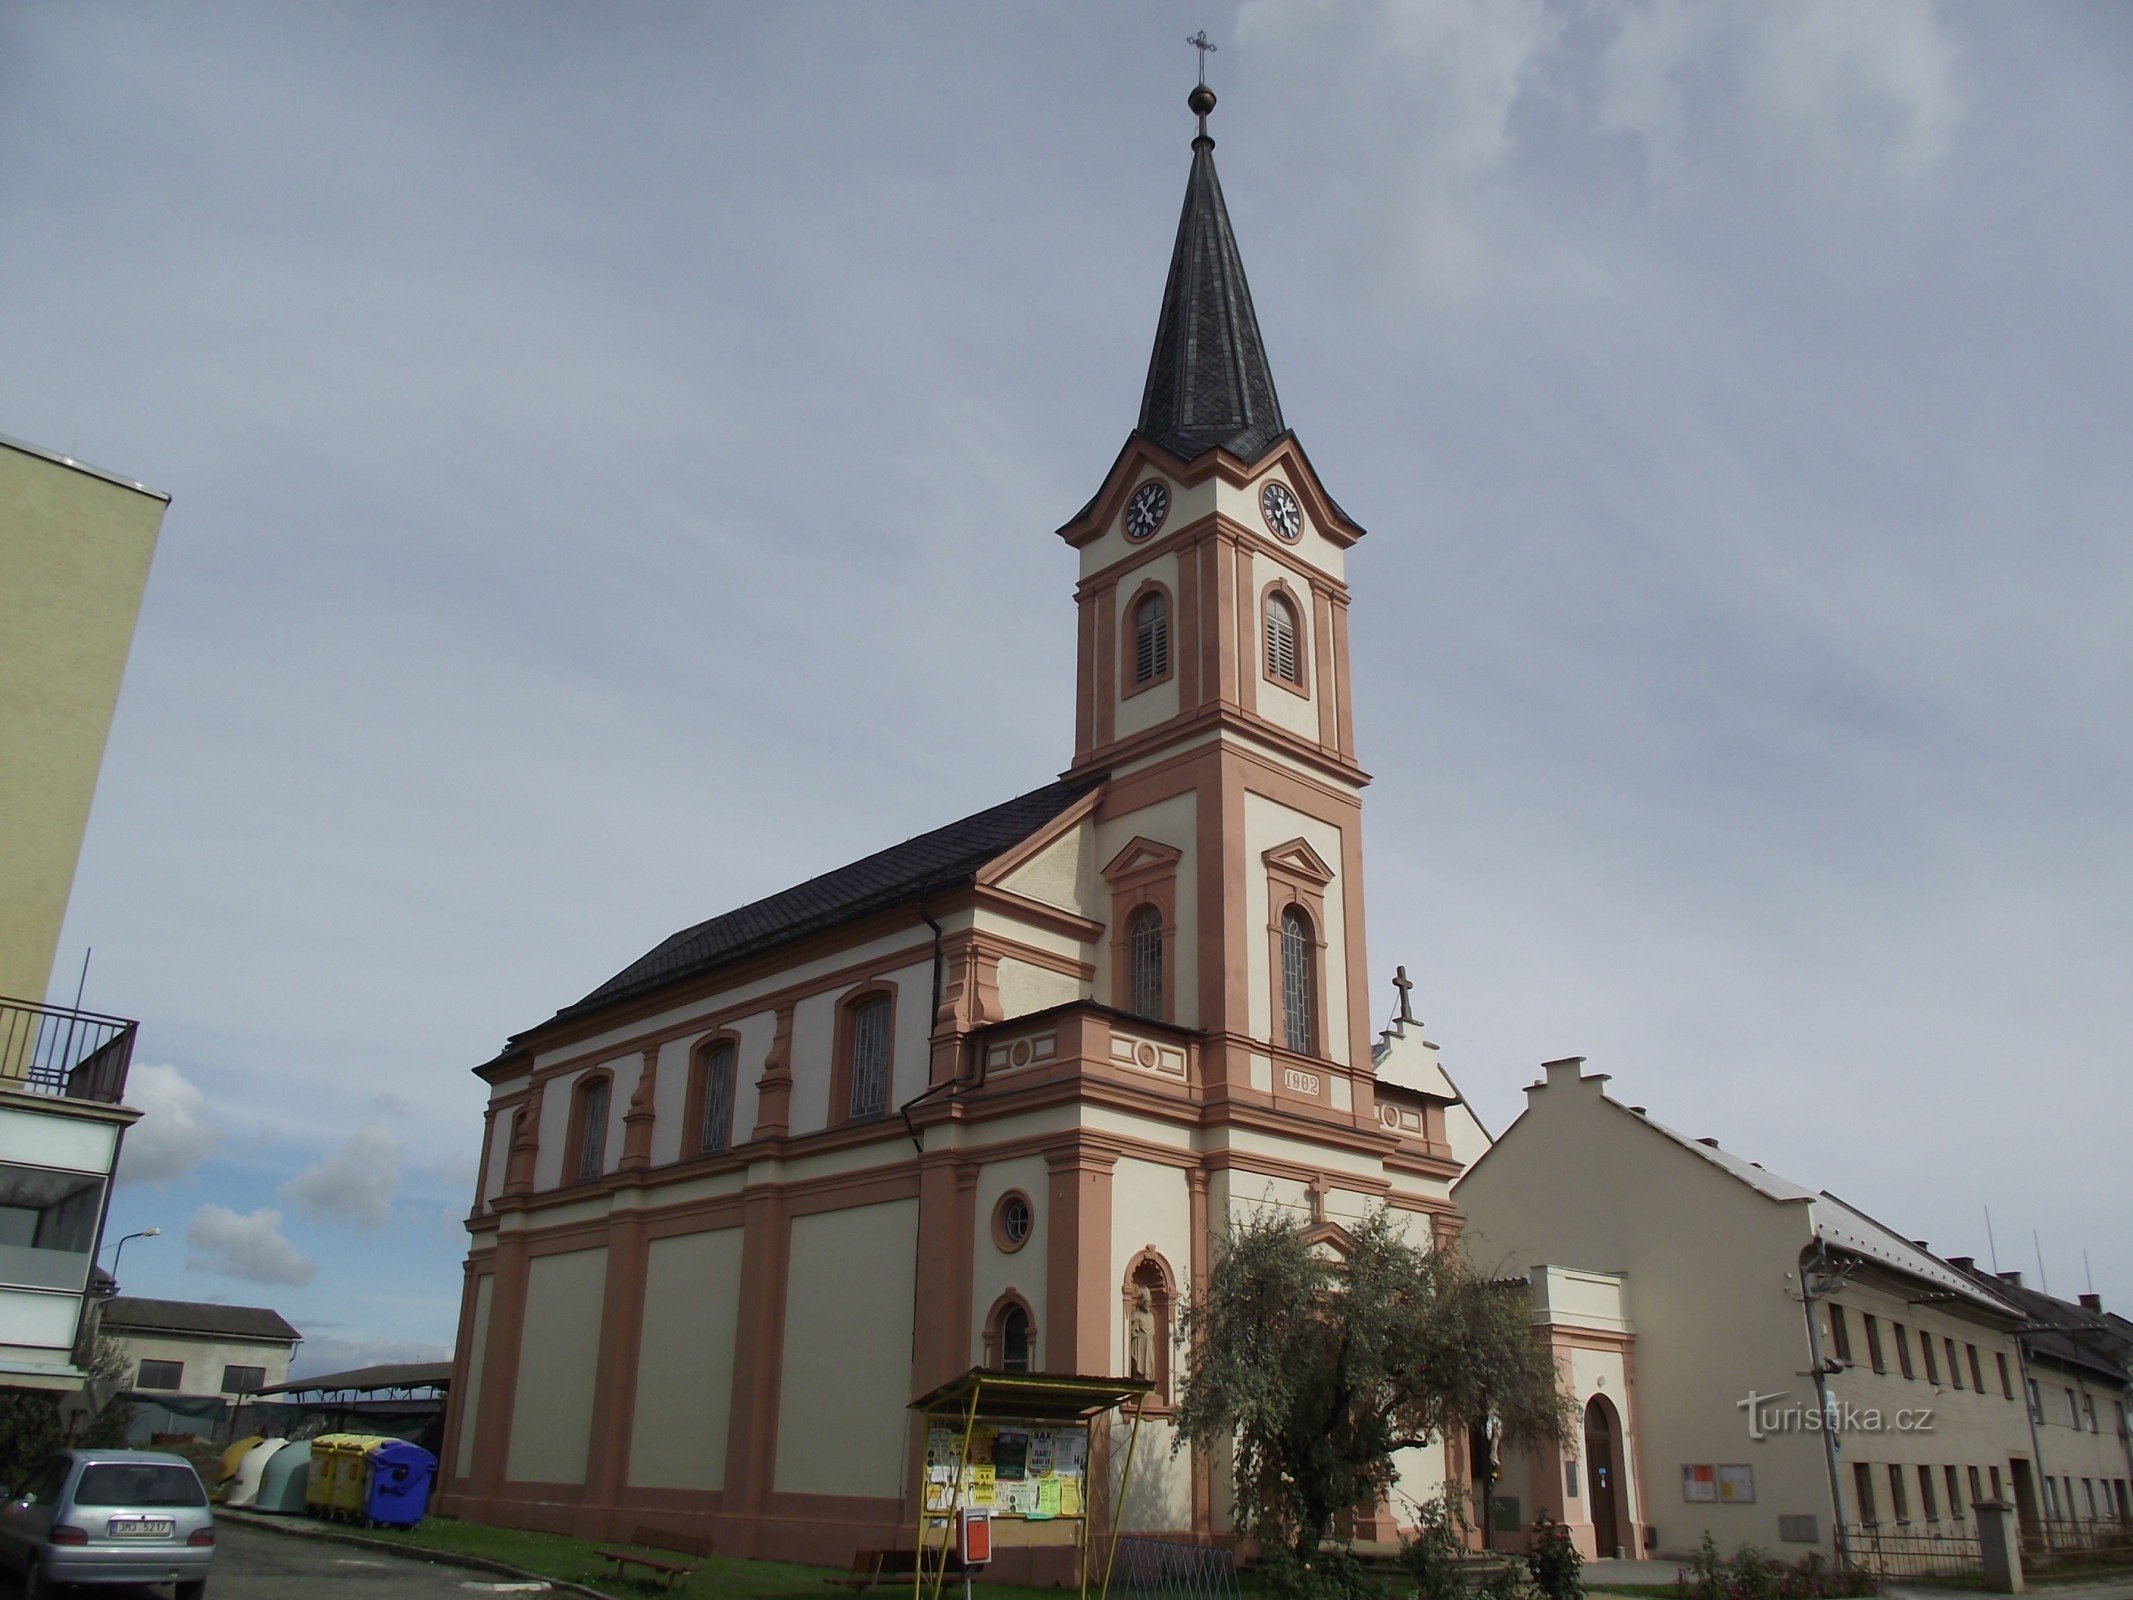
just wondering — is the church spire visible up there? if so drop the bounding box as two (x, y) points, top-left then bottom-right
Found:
(1135, 80), (1288, 466)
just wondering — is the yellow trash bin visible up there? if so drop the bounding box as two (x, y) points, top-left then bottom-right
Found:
(307, 1434), (396, 1518)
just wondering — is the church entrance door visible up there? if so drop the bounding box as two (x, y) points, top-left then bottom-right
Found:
(1585, 1396), (1622, 1557)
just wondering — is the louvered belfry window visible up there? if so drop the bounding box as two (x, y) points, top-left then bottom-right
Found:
(700, 1040), (737, 1153)
(1266, 592), (1301, 684)
(1127, 904), (1163, 1019)
(575, 1075), (609, 1181)
(848, 995), (891, 1119)
(1280, 908), (1314, 1054)
(1133, 590), (1169, 683)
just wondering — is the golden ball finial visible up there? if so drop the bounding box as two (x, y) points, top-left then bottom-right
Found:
(1188, 84), (1217, 119)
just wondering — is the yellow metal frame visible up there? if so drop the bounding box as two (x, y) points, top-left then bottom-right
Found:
(909, 1372), (1152, 1600)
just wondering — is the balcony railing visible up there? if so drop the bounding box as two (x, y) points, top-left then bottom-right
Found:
(0, 996), (137, 1105)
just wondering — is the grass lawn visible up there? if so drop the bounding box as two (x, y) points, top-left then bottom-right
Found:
(348, 1517), (1086, 1599)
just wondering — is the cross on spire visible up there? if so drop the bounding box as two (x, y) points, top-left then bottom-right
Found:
(1393, 966), (1416, 1025)
(1188, 30), (1217, 86)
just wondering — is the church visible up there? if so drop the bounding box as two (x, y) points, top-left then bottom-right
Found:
(434, 84), (1494, 1576)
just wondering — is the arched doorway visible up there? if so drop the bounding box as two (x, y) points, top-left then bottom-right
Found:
(1585, 1396), (1623, 1557)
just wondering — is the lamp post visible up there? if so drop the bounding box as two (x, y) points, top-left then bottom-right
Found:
(105, 1227), (160, 1294)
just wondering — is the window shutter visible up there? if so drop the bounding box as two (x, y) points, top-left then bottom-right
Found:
(1134, 592), (1169, 684)
(1266, 595), (1300, 683)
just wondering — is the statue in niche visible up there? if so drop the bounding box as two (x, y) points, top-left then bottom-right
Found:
(1128, 1287), (1154, 1380)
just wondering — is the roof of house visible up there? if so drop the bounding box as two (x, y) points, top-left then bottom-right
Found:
(1135, 120), (1288, 467)
(1946, 1268), (2129, 1384)
(101, 1297), (301, 1344)
(552, 778), (1098, 1024)
(1602, 1095), (2015, 1315)
(256, 1360), (452, 1396)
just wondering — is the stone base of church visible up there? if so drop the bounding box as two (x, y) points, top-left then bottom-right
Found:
(433, 1483), (1187, 1585)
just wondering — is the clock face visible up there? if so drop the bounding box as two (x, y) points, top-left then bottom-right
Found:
(1261, 481), (1302, 542)
(1124, 480), (1169, 542)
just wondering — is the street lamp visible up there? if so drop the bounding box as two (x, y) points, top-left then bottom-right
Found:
(104, 1227), (160, 1294)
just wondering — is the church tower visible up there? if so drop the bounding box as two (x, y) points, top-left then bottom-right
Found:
(1059, 83), (1378, 1130)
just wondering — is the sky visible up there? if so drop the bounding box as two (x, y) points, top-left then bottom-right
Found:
(4, 2), (2128, 1374)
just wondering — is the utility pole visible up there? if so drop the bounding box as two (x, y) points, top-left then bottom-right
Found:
(1795, 1243), (1855, 1567)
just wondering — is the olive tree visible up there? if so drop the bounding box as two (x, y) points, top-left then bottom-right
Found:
(1172, 1205), (1568, 1567)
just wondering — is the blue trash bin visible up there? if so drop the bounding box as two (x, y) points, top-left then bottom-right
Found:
(360, 1439), (438, 1529)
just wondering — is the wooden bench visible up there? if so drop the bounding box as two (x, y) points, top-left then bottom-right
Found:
(593, 1526), (715, 1591)
(825, 1546), (966, 1592)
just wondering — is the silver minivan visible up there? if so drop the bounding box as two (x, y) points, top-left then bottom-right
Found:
(0, 1449), (214, 1598)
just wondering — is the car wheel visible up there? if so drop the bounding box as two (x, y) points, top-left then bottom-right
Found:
(21, 1557), (52, 1600)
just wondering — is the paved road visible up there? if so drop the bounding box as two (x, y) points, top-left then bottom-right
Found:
(4, 1520), (561, 1598)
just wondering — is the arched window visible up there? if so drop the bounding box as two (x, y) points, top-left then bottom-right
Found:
(570, 1074), (610, 1183)
(697, 1039), (737, 1154)
(1127, 904), (1163, 1019)
(1132, 590), (1169, 684)
(1000, 1304), (1032, 1373)
(846, 993), (892, 1120)
(1280, 907), (1315, 1054)
(1265, 591), (1302, 684)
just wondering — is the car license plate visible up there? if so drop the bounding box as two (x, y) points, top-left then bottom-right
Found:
(110, 1519), (173, 1537)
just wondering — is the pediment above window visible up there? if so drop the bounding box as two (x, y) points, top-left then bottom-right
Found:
(1261, 838), (1335, 886)
(1101, 837), (1184, 885)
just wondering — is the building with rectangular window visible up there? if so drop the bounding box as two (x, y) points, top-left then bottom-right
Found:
(98, 1295), (303, 1434)
(0, 433), (165, 1401)
(435, 92), (1492, 1578)
(1455, 1058), (2059, 1563)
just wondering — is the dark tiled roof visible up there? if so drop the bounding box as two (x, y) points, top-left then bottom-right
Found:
(258, 1360), (451, 1395)
(102, 1297), (300, 1344)
(557, 779), (1097, 1023)
(1136, 132), (1287, 466)
(1949, 1269), (2131, 1383)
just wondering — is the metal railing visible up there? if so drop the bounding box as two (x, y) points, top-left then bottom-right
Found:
(0, 996), (138, 1104)
(1111, 1538), (1242, 1600)
(1844, 1522), (1981, 1580)
(2028, 1516), (2133, 1569)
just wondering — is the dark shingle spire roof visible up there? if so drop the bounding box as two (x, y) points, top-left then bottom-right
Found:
(1136, 92), (1287, 466)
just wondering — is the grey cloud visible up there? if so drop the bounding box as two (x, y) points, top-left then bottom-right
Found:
(184, 1205), (316, 1287)
(280, 1124), (402, 1230)
(115, 1065), (222, 1185)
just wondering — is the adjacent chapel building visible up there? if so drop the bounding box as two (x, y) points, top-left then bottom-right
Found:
(435, 92), (1493, 1575)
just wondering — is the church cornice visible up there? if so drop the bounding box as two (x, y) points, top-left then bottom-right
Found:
(1057, 432), (1364, 550)
(1064, 699), (1371, 790)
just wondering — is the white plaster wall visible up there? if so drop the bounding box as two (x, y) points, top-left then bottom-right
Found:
(457, 1273), (492, 1480)
(783, 962), (931, 1138)
(1242, 792), (1349, 1062)
(1077, 468), (1202, 580)
(1457, 1077), (1841, 1556)
(1220, 470), (1346, 586)
(629, 1227), (744, 1490)
(506, 1246), (607, 1485)
(1114, 549), (1188, 741)
(997, 819), (1094, 915)
(1108, 1159), (1194, 1378)
(1107, 1412), (1194, 1532)
(646, 1011), (774, 1165)
(971, 1155), (1050, 1363)
(0, 1104), (116, 1172)
(110, 1330), (294, 1395)
(533, 1055), (635, 1189)
(1092, 792), (1198, 1027)
(776, 1199), (919, 1497)
(996, 958), (1080, 1022)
